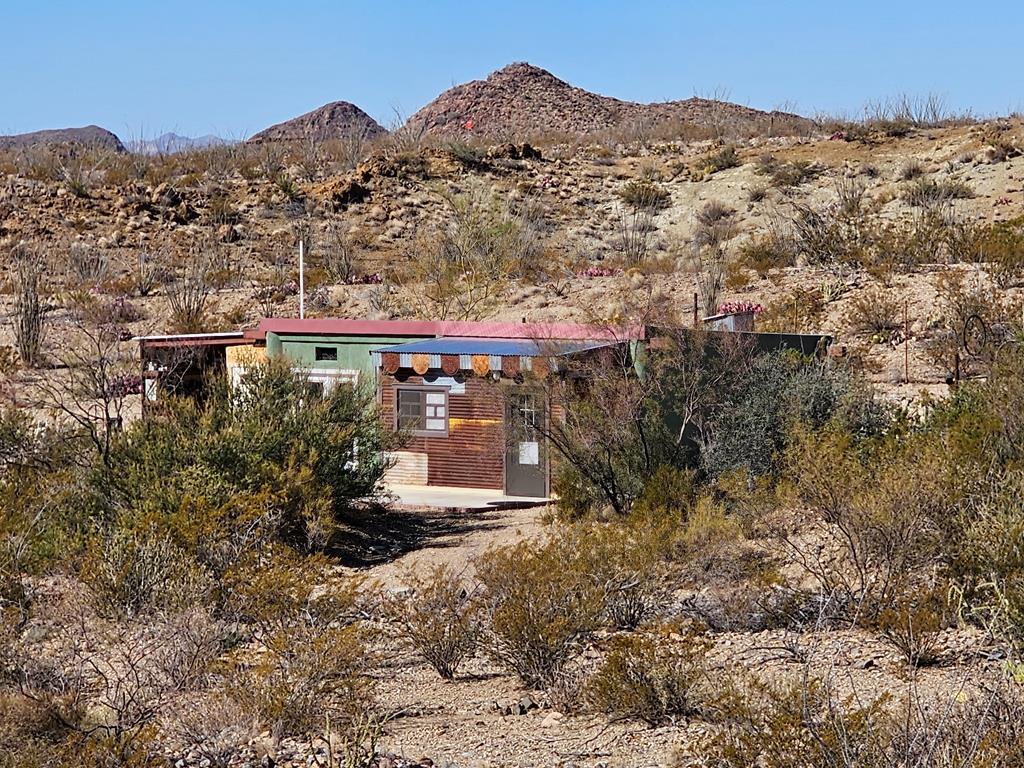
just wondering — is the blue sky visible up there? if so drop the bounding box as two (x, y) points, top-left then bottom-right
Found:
(3, 1), (1022, 139)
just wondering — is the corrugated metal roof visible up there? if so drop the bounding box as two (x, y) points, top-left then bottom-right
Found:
(247, 318), (644, 342)
(371, 337), (616, 357)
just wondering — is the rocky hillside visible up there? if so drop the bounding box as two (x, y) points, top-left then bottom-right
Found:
(0, 125), (125, 152)
(407, 62), (814, 138)
(247, 101), (386, 143)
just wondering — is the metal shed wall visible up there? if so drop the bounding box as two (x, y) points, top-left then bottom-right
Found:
(380, 373), (505, 491)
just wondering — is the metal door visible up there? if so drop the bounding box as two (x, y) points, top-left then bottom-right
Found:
(505, 393), (547, 497)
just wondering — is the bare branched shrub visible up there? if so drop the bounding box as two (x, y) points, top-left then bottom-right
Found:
(616, 204), (655, 266)
(383, 564), (481, 680)
(165, 694), (251, 768)
(692, 240), (726, 318)
(166, 256), (212, 333)
(322, 220), (359, 284)
(10, 245), (47, 368)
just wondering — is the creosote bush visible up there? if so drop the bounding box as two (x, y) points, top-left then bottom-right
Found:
(585, 627), (711, 725)
(383, 564), (481, 680)
(474, 532), (605, 689)
(847, 287), (901, 337)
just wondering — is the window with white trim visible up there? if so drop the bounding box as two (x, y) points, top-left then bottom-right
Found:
(396, 387), (448, 436)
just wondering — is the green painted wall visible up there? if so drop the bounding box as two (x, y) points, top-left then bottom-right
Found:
(269, 333), (426, 382)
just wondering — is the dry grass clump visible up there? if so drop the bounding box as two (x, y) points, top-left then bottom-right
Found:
(692, 145), (742, 179)
(903, 176), (975, 207)
(755, 154), (821, 187)
(617, 178), (671, 211)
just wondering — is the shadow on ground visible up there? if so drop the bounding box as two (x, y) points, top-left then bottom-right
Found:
(328, 503), (508, 569)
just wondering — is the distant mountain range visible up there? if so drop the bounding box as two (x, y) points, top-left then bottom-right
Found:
(1, 63), (816, 154)
(127, 132), (234, 155)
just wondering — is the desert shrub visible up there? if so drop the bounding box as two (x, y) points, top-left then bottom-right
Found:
(618, 179), (671, 211)
(383, 564), (481, 679)
(227, 552), (371, 740)
(67, 243), (110, 285)
(577, 517), (678, 630)
(632, 465), (698, 519)
(782, 426), (950, 619)
(399, 186), (543, 318)
(474, 533), (604, 688)
(703, 673), (879, 767)
(585, 628), (711, 725)
(693, 145), (741, 179)
(9, 246), (47, 368)
(903, 176), (975, 207)
(699, 671), (1024, 768)
(100, 361), (395, 559)
(165, 259), (212, 333)
(847, 287), (901, 337)
(976, 216), (1024, 287)
(746, 183), (768, 203)
(700, 352), (858, 479)
(898, 158), (927, 180)
(756, 155), (820, 187)
(876, 586), (949, 667)
(925, 270), (1015, 378)
(738, 234), (794, 277)
(80, 528), (211, 619)
(692, 241), (727, 317)
(757, 286), (826, 332)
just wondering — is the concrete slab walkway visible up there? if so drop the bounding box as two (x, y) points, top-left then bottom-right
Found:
(384, 483), (551, 511)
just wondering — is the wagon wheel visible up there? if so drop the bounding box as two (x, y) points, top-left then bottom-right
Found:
(962, 314), (988, 358)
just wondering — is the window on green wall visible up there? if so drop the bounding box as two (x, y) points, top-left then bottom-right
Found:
(315, 346), (338, 362)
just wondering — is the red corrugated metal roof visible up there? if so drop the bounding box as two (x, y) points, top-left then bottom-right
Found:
(245, 317), (644, 342)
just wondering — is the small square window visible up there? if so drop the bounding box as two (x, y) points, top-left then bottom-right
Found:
(315, 346), (338, 362)
(396, 387), (448, 435)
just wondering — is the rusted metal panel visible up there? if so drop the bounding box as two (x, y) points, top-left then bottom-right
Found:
(381, 373), (504, 491)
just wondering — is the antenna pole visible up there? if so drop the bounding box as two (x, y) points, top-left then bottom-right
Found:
(299, 239), (305, 320)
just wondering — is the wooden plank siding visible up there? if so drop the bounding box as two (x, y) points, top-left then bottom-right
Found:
(380, 373), (505, 490)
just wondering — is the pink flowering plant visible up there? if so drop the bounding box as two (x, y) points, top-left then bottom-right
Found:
(718, 301), (763, 315)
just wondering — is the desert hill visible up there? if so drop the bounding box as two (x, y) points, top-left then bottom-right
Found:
(247, 101), (386, 143)
(0, 124), (125, 152)
(407, 62), (814, 138)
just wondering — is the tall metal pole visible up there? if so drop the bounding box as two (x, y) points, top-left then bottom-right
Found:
(299, 239), (305, 320)
(904, 299), (909, 384)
